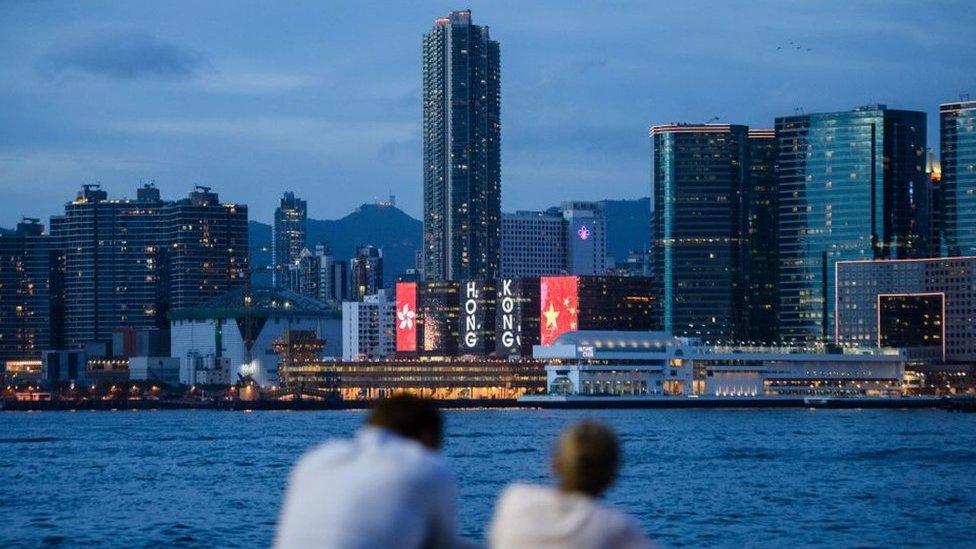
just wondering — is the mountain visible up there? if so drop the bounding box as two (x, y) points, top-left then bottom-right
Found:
(601, 197), (651, 260)
(249, 203), (421, 287)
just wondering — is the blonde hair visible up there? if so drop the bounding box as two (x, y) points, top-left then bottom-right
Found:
(552, 421), (620, 496)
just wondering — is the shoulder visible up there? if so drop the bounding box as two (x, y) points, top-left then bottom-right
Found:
(598, 506), (653, 548)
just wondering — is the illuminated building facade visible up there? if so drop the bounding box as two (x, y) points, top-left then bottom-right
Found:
(540, 276), (655, 346)
(494, 277), (540, 357)
(457, 279), (496, 356)
(835, 256), (976, 363)
(652, 124), (776, 342)
(422, 10), (501, 281)
(274, 357), (545, 401)
(776, 106), (927, 344)
(940, 100), (976, 257)
(533, 331), (905, 398)
(0, 219), (63, 365)
(418, 281), (460, 356)
(272, 192), (307, 288)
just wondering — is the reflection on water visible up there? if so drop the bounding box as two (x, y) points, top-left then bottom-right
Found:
(0, 409), (974, 547)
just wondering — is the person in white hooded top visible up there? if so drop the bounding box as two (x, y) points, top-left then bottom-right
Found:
(488, 421), (653, 549)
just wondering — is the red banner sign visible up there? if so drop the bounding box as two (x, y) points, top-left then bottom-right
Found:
(540, 276), (579, 346)
(395, 282), (417, 352)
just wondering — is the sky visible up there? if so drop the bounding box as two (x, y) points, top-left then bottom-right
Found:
(0, 1), (973, 227)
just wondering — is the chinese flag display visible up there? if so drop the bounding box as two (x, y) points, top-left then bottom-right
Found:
(395, 282), (417, 352)
(540, 276), (579, 346)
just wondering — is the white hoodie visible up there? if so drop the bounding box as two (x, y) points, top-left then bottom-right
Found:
(488, 483), (653, 549)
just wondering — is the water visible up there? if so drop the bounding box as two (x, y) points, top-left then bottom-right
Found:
(1, 409), (974, 548)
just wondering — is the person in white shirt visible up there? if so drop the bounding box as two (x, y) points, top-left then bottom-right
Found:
(275, 394), (466, 549)
(488, 421), (653, 549)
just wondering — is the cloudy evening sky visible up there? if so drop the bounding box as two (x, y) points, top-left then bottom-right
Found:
(0, 1), (973, 227)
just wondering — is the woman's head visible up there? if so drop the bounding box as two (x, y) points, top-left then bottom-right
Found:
(552, 421), (621, 497)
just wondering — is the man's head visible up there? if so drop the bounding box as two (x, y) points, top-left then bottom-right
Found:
(366, 393), (443, 450)
(552, 421), (621, 497)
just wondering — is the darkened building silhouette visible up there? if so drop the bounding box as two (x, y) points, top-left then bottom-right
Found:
(422, 10), (501, 281)
(350, 245), (383, 300)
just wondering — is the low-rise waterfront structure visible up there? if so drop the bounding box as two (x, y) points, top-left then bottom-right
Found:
(533, 331), (905, 398)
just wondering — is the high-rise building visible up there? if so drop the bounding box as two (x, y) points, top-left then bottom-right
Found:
(744, 129), (779, 343)
(0, 218), (63, 365)
(287, 248), (321, 298)
(272, 192), (307, 287)
(561, 202), (608, 276)
(51, 184), (247, 349)
(350, 245), (383, 300)
(422, 10), (501, 281)
(53, 184), (169, 348)
(163, 186), (248, 312)
(651, 124), (751, 342)
(940, 100), (976, 257)
(500, 209), (567, 277)
(776, 106), (927, 343)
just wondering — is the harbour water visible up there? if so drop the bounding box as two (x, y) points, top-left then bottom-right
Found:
(1, 408), (974, 547)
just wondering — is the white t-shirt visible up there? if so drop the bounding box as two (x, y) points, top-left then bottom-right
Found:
(275, 427), (462, 549)
(488, 483), (653, 549)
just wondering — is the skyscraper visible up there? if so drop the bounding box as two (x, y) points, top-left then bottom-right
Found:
(422, 10), (501, 281)
(163, 186), (248, 312)
(776, 105), (927, 344)
(272, 192), (307, 287)
(744, 129), (779, 344)
(940, 100), (976, 257)
(0, 218), (63, 364)
(51, 184), (248, 349)
(53, 184), (168, 348)
(651, 124), (754, 342)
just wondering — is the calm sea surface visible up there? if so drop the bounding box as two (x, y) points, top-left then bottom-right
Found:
(1, 408), (974, 548)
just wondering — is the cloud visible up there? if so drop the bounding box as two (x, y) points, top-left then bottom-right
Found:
(39, 29), (208, 80)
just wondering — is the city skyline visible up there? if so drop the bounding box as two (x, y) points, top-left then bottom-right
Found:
(1, 2), (974, 227)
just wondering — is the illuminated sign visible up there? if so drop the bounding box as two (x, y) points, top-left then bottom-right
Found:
(395, 282), (417, 352)
(459, 280), (494, 354)
(495, 279), (520, 354)
(577, 225), (590, 240)
(540, 276), (579, 346)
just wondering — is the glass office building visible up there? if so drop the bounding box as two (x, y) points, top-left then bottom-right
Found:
(651, 124), (776, 342)
(776, 106), (927, 344)
(940, 100), (976, 257)
(422, 10), (501, 281)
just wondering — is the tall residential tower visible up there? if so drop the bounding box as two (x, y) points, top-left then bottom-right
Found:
(422, 10), (501, 281)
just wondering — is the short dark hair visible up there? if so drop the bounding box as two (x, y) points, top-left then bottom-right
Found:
(553, 421), (620, 496)
(366, 393), (442, 448)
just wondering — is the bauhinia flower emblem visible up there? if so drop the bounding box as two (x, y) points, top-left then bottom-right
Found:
(397, 303), (415, 330)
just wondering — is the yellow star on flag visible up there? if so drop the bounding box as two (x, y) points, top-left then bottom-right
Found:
(543, 302), (560, 330)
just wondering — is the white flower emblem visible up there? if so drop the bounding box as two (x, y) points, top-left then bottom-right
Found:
(397, 303), (415, 330)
